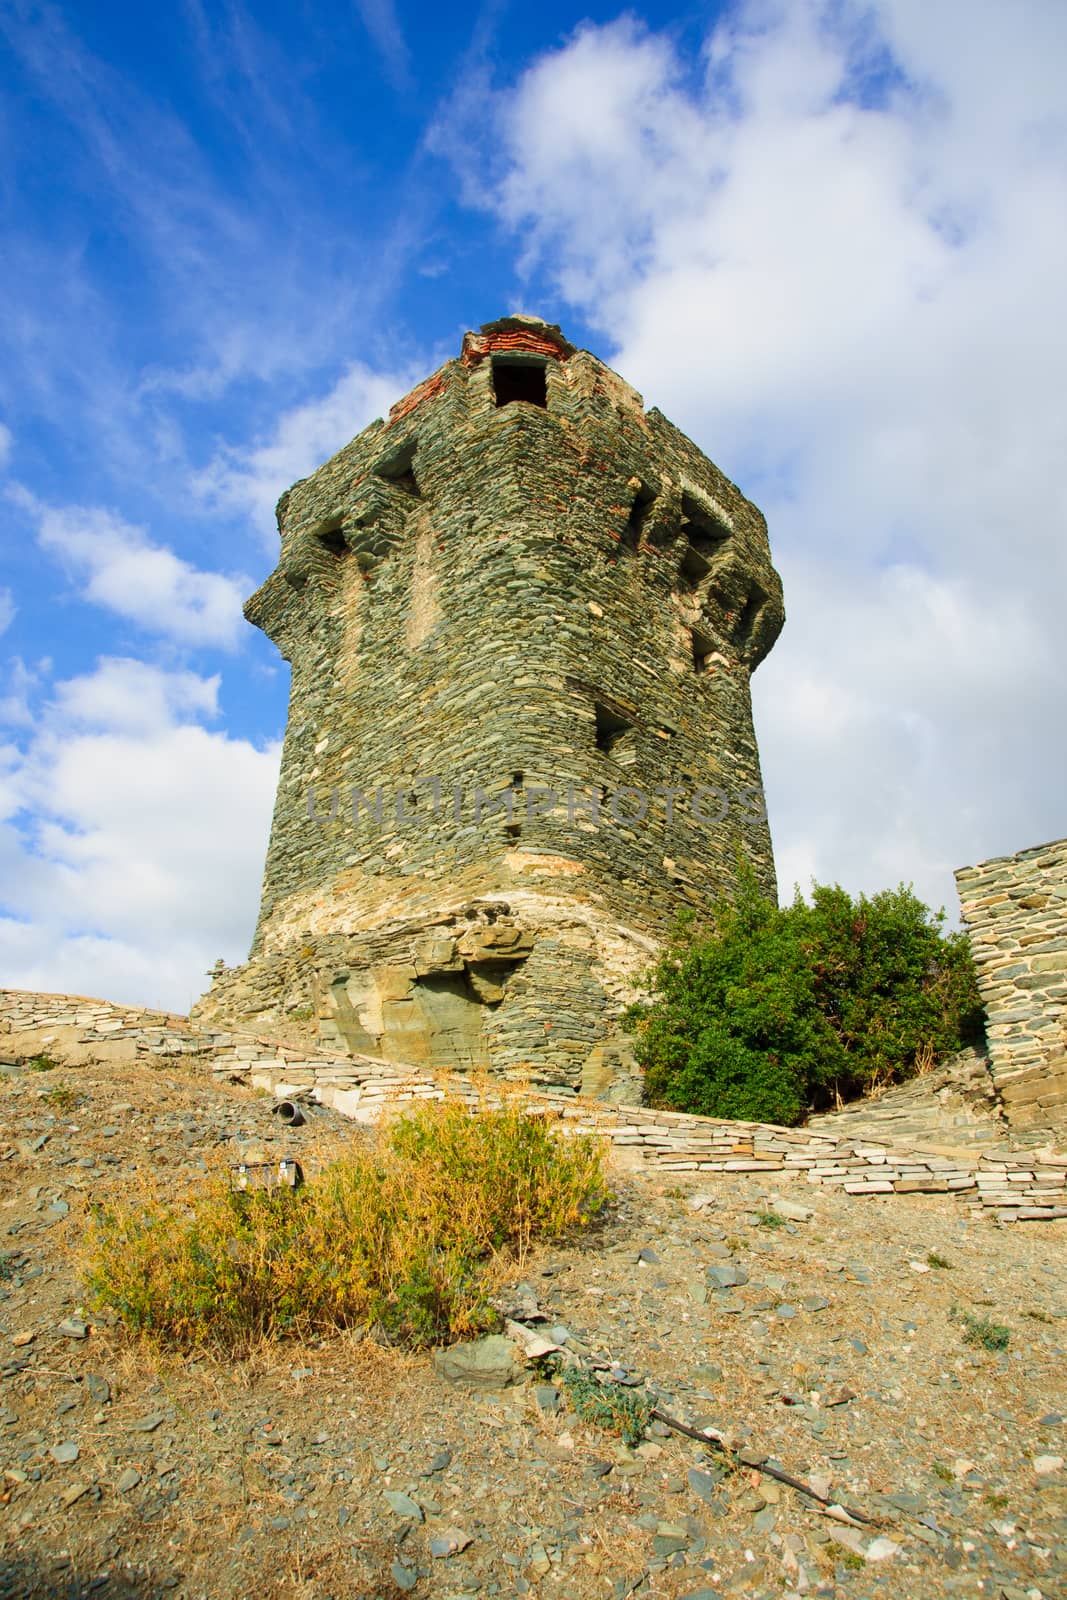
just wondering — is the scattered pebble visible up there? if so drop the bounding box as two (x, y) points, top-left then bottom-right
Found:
(383, 1490), (423, 1521)
(0, 1041), (1062, 1600)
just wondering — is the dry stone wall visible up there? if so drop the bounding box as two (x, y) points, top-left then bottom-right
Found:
(4, 989), (1065, 1223)
(956, 838), (1067, 1129)
(195, 316), (784, 1098)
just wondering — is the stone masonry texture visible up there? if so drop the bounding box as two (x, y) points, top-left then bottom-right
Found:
(194, 317), (785, 1099)
(3, 988), (1065, 1221)
(956, 837), (1067, 1130)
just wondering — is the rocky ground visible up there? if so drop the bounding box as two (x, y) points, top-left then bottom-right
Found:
(0, 1052), (1064, 1600)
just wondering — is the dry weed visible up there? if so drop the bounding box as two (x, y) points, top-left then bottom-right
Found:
(81, 1098), (608, 1355)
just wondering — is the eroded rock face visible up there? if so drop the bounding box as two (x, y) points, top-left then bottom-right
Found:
(195, 316), (784, 1099)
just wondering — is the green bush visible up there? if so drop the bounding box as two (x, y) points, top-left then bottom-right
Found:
(83, 1100), (607, 1354)
(625, 862), (984, 1125)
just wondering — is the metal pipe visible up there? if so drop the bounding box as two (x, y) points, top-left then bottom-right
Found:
(272, 1099), (306, 1127)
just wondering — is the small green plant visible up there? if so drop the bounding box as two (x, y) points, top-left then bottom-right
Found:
(984, 1491), (1009, 1511)
(952, 1306), (1010, 1352)
(287, 1005), (314, 1022)
(41, 1083), (77, 1111)
(830, 1544), (865, 1572)
(84, 1099), (607, 1354)
(932, 1461), (954, 1482)
(927, 1251), (951, 1269)
(26, 1054), (59, 1073)
(560, 1367), (654, 1446)
(756, 1209), (786, 1229)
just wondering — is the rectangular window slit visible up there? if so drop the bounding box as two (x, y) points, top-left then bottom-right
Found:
(692, 629), (715, 673)
(373, 435), (421, 496)
(316, 523), (348, 556)
(738, 589), (764, 647)
(625, 482), (655, 547)
(493, 359), (548, 408)
(595, 702), (636, 763)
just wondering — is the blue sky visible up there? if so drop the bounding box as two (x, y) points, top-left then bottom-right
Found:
(2, 0), (1065, 1009)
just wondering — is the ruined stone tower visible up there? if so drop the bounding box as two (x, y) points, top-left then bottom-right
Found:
(198, 317), (784, 1100)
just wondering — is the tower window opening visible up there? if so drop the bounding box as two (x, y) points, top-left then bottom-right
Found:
(506, 773), (524, 840)
(680, 541), (712, 584)
(624, 481), (655, 548)
(692, 627), (715, 674)
(595, 702), (636, 762)
(679, 492), (730, 585)
(374, 435), (421, 496)
(492, 358), (548, 409)
(316, 522), (348, 556)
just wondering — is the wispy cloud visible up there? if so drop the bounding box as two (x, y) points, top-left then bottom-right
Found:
(353, 0), (413, 91)
(0, 589), (13, 638)
(0, 658), (47, 729)
(0, 1), (426, 477)
(14, 490), (249, 648)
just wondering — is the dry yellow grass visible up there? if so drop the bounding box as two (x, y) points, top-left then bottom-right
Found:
(81, 1098), (608, 1354)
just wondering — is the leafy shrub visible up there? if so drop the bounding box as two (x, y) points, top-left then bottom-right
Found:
(83, 1100), (607, 1354)
(625, 862), (984, 1125)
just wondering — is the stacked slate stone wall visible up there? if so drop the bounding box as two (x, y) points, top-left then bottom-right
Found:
(956, 838), (1067, 1128)
(195, 316), (785, 1097)
(5, 989), (1064, 1223)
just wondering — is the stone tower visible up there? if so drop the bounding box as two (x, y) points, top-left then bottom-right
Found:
(198, 317), (784, 1100)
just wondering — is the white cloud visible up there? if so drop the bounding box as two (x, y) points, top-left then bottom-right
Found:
(0, 655), (280, 1011)
(0, 423), (11, 470)
(449, 0), (1067, 915)
(0, 657), (45, 728)
(14, 490), (249, 648)
(50, 656), (221, 733)
(196, 359), (415, 539)
(0, 588), (13, 637)
(353, 0), (412, 91)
